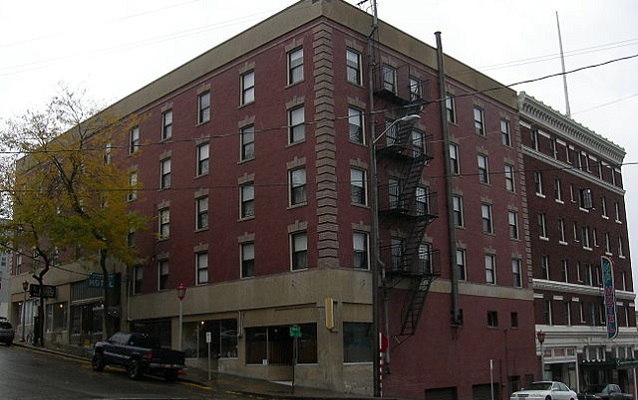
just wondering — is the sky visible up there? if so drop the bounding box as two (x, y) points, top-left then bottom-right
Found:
(1, 0), (637, 279)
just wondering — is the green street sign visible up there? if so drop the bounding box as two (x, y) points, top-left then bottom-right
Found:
(289, 324), (301, 338)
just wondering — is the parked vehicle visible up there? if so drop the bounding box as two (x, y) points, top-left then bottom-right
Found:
(92, 332), (185, 381)
(511, 381), (577, 400)
(0, 317), (15, 346)
(578, 384), (633, 400)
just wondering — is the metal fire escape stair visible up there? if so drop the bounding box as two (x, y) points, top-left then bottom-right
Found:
(400, 270), (437, 336)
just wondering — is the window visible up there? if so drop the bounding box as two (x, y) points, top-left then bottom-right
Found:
(412, 129), (425, 157)
(416, 186), (429, 216)
(511, 312), (519, 328)
(531, 130), (539, 151)
(289, 106), (305, 144)
(391, 238), (403, 271)
(240, 125), (255, 161)
(127, 229), (136, 248)
(550, 139), (557, 158)
(481, 204), (493, 234)
(127, 172), (138, 201)
(504, 164), (515, 192)
(601, 196), (608, 218)
(161, 110), (173, 140)
(388, 178), (400, 209)
(533, 171), (544, 195)
(508, 211), (519, 239)
(198, 91), (210, 124)
(196, 196), (208, 230)
(241, 71), (255, 105)
(196, 252), (208, 285)
(343, 322), (372, 362)
(350, 168), (367, 205)
(348, 107), (364, 144)
(592, 228), (598, 247)
(133, 265), (143, 294)
(552, 179), (562, 202)
(382, 65), (397, 93)
(487, 311), (498, 327)
(558, 218), (566, 243)
(477, 154), (489, 184)
(449, 143), (460, 175)
(445, 94), (456, 124)
(240, 183), (255, 219)
(581, 226), (591, 249)
(196, 143), (210, 176)
(160, 158), (171, 189)
(158, 259), (169, 291)
(241, 242), (255, 278)
(538, 213), (547, 239)
(545, 300), (553, 325)
(619, 236), (625, 258)
(418, 243), (433, 273)
(346, 49), (362, 85)
(456, 249), (466, 280)
(604, 232), (611, 254)
(485, 254), (496, 284)
(579, 188), (593, 210)
(288, 48), (303, 85)
(501, 119), (511, 146)
(614, 202), (621, 222)
(289, 168), (307, 206)
(564, 301), (572, 326)
(512, 259), (522, 287)
(409, 77), (421, 101)
(452, 195), (464, 227)
(291, 231), (308, 270)
(473, 107), (485, 136)
(129, 126), (140, 154)
(541, 255), (550, 280)
(158, 208), (170, 239)
(103, 143), (112, 165)
(353, 232), (369, 270)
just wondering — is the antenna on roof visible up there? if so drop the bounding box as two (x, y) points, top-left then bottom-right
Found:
(556, 11), (571, 117)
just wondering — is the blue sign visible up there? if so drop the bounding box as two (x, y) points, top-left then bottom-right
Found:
(86, 273), (115, 288)
(601, 256), (617, 340)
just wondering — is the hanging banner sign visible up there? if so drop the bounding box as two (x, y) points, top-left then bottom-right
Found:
(602, 256), (617, 340)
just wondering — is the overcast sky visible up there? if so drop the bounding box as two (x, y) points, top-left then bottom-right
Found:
(1, 0), (637, 280)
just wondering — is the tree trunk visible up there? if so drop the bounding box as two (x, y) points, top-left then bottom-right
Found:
(99, 249), (112, 341)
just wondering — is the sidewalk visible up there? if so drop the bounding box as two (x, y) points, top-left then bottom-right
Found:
(15, 341), (387, 400)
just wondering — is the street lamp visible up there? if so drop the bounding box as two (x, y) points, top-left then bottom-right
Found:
(369, 113), (421, 389)
(21, 280), (28, 342)
(537, 330), (546, 380)
(177, 283), (186, 351)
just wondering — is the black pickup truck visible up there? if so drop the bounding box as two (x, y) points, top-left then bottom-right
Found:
(578, 384), (633, 400)
(92, 332), (185, 381)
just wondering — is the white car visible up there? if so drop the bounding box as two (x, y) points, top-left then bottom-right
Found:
(511, 381), (577, 400)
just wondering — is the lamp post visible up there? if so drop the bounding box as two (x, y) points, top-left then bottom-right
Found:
(537, 329), (546, 380)
(369, 113), (421, 390)
(20, 280), (28, 342)
(177, 283), (186, 351)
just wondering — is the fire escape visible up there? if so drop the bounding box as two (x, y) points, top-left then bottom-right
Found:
(372, 64), (440, 336)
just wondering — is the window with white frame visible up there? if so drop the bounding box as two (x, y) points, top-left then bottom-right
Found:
(346, 49), (362, 85)
(240, 125), (254, 161)
(538, 213), (547, 239)
(473, 107), (485, 136)
(288, 47), (303, 85)
(485, 254), (496, 284)
(350, 168), (367, 206)
(198, 91), (210, 124)
(158, 208), (170, 239)
(409, 77), (421, 101)
(348, 107), (364, 144)
(614, 201), (621, 222)
(481, 204), (493, 234)
(389, 178), (400, 209)
(533, 170), (544, 196)
(289, 167), (307, 206)
(554, 178), (562, 202)
(512, 259), (522, 288)
(541, 255), (549, 279)
(601, 196), (608, 218)
(160, 158), (171, 189)
(158, 259), (169, 291)
(564, 301), (571, 326)
(604, 232), (611, 254)
(197, 143), (210, 176)
(504, 164), (515, 192)
(196, 196), (208, 230)
(129, 126), (140, 154)
(531, 130), (539, 151)
(456, 249), (466, 280)
(241, 242), (255, 278)
(619, 236), (625, 258)
(240, 183), (255, 219)
(561, 259), (568, 282)
(412, 129), (425, 157)
(416, 186), (428, 216)
(449, 143), (460, 175)
(128, 172), (138, 202)
(353, 232), (369, 270)
(558, 218), (566, 243)
(501, 119), (511, 146)
(291, 231), (308, 270)
(452, 195), (464, 227)
(382, 65), (397, 93)
(289, 106), (305, 144)
(581, 226), (591, 249)
(478, 154), (489, 184)
(550, 139), (557, 158)
(161, 110), (173, 140)
(418, 243), (433, 273)
(241, 71), (255, 105)
(103, 143), (112, 165)
(445, 94), (456, 124)
(508, 211), (519, 239)
(196, 252), (208, 284)
(391, 238), (403, 270)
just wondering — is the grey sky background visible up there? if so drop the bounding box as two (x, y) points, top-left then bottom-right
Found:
(1, 0), (637, 283)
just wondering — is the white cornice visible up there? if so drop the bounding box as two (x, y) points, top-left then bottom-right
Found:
(533, 279), (636, 301)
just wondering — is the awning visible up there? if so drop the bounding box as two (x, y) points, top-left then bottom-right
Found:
(581, 359), (638, 370)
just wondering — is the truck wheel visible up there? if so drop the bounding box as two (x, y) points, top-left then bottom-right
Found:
(164, 369), (178, 382)
(91, 353), (106, 372)
(127, 359), (143, 380)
